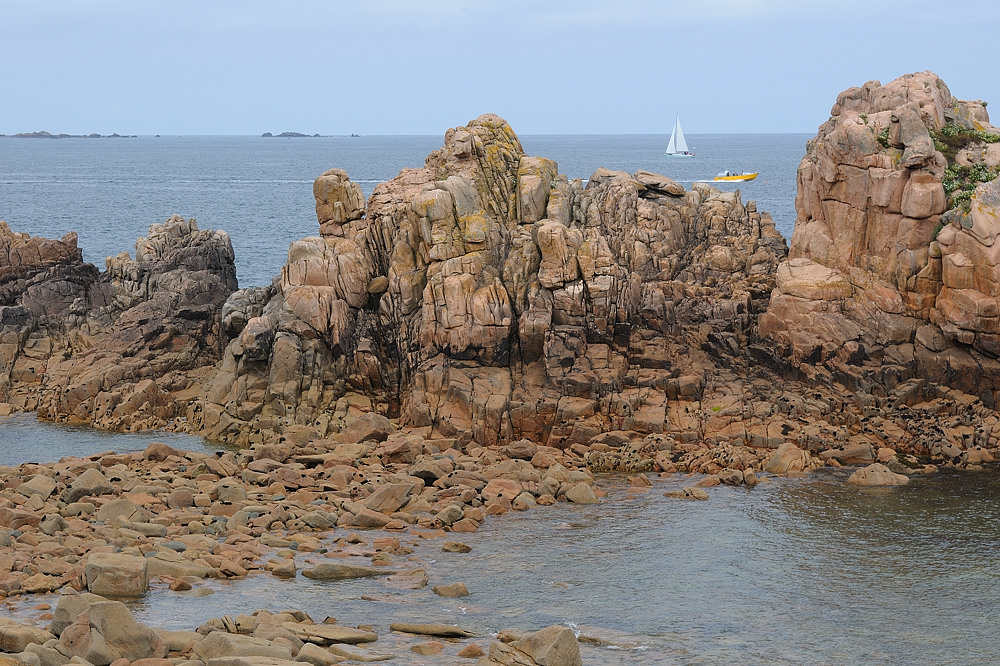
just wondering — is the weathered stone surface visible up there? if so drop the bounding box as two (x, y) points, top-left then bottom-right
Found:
(1, 214), (236, 431)
(847, 463), (910, 486)
(185, 113), (786, 453)
(763, 443), (818, 476)
(763, 70), (1000, 399)
(388, 623), (477, 638)
(85, 553), (149, 598)
(193, 632), (293, 661)
(301, 563), (395, 581)
(0, 619), (54, 653)
(432, 581), (470, 597)
(59, 601), (164, 665)
(514, 624), (582, 666)
(282, 622), (378, 645)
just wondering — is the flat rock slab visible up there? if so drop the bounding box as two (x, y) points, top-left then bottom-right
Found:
(301, 563), (396, 581)
(206, 658), (302, 666)
(193, 632), (293, 661)
(282, 622), (378, 644)
(327, 644), (395, 662)
(389, 623), (477, 638)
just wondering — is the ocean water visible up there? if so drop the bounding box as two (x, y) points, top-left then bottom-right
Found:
(0, 413), (220, 466)
(4, 469), (999, 664)
(4, 133), (998, 663)
(0, 133), (805, 288)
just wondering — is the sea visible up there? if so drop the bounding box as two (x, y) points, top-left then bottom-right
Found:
(0, 133), (803, 288)
(3, 133), (999, 664)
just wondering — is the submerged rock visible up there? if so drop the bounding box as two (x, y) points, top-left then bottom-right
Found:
(847, 463), (910, 486)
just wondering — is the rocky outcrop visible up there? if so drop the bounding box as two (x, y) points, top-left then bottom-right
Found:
(193, 113), (787, 451)
(6, 93), (1000, 475)
(760, 71), (1000, 403)
(0, 214), (237, 429)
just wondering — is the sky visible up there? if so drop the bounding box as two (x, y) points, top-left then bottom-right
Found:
(4, 0), (998, 136)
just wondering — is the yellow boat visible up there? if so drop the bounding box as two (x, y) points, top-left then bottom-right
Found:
(714, 171), (758, 182)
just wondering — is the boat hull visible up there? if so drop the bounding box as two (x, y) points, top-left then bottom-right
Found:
(665, 153), (695, 158)
(713, 173), (758, 181)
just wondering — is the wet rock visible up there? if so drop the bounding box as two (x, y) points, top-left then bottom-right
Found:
(326, 644), (394, 662)
(564, 483), (598, 504)
(847, 463), (910, 486)
(514, 624), (582, 666)
(442, 541), (473, 553)
(432, 582), (469, 597)
(384, 570), (429, 590)
(301, 564), (396, 581)
(388, 623), (477, 638)
(663, 487), (709, 500)
(281, 622), (378, 645)
(410, 640), (445, 656)
(458, 643), (486, 658)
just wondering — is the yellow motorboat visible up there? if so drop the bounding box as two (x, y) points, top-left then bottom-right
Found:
(714, 171), (758, 182)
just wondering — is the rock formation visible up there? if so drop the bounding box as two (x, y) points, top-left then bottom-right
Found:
(5, 78), (1000, 474)
(0, 215), (237, 430)
(192, 113), (787, 454)
(761, 71), (1000, 402)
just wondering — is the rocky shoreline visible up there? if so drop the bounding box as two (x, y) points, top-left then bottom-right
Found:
(2, 70), (1000, 664)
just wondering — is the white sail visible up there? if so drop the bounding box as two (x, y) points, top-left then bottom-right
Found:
(665, 113), (692, 156)
(673, 115), (689, 153)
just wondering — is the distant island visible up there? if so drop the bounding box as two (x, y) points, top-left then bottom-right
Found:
(261, 131), (321, 138)
(1, 131), (137, 139)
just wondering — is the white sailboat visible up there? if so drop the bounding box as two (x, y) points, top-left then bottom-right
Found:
(665, 113), (694, 157)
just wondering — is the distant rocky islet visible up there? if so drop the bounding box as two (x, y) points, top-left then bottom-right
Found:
(260, 132), (322, 138)
(2, 131), (137, 139)
(1, 70), (1000, 664)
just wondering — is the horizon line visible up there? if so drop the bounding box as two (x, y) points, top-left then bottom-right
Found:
(1, 130), (817, 138)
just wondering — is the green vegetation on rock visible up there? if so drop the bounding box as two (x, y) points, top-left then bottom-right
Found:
(942, 162), (1000, 211)
(931, 122), (1000, 211)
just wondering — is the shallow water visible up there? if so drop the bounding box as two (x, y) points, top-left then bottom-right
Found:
(8, 466), (998, 664)
(2, 131), (994, 662)
(0, 413), (220, 466)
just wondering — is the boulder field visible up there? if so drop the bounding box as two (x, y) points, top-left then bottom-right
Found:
(2, 69), (1000, 662)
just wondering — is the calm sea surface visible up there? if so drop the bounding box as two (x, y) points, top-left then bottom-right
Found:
(0, 133), (804, 287)
(3, 133), (998, 663)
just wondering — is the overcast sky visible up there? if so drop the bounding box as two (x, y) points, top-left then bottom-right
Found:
(5, 0), (997, 136)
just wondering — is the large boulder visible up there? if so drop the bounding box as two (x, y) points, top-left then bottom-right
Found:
(192, 632), (294, 661)
(59, 601), (165, 665)
(847, 463), (910, 486)
(85, 553), (149, 598)
(62, 468), (113, 504)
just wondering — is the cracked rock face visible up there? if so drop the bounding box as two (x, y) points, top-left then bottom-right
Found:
(0, 214), (237, 430)
(7, 95), (1000, 474)
(761, 71), (1000, 400)
(194, 113), (787, 448)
